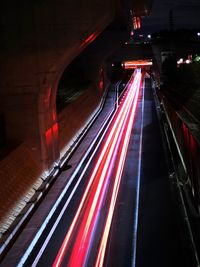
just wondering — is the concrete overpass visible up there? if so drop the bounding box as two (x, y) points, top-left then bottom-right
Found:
(0, 0), (153, 240)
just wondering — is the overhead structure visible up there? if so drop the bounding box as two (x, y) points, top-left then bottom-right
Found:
(120, 0), (153, 34)
(0, 0), (154, 236)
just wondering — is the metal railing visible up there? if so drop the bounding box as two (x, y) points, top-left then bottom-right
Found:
(158, 91), (200, 215)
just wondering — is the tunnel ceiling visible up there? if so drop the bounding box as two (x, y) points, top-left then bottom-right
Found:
(0, 0), (154, 161)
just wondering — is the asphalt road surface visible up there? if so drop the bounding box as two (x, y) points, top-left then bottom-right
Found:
(1, 71), (191, 267)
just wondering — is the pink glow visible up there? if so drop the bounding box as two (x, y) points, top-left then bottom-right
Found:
(45, 128), (52, 146)
(53, 123), (58, 139)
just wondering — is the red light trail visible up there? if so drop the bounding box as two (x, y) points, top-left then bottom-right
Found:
(79, 33), (97, 49)
(133, 17), (141, 30)
(53, 69), (142, 267)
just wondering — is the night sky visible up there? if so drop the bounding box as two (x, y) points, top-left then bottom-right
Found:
(142, 0), (200, 33)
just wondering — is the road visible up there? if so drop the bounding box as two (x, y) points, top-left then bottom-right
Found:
(1, 69), (190, 267)
(15, 69), (143, 267)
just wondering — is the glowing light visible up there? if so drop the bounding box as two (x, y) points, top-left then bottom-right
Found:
(52, 109), (56, 121)
(99, 80), (103, 90)
(194, 55), (200, 62)
(133, 17), (141, 30)
(80, 33), (97, 49)
(45, 128), (52, 146)
(53, 123), (58, 139)
(52, 70), (142, 267)
(122, 60), (152, 69)
(95, 71), (142, 267)
(177, 58), (183, 65)
(99, 68), (104, 91)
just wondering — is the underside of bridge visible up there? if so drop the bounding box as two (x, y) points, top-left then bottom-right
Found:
(0, 0), (153, 236)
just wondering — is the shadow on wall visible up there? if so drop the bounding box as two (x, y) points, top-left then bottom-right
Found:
(56, 64), (91, 113)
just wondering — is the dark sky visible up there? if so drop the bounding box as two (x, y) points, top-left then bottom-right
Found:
(142, 0), (200, 32)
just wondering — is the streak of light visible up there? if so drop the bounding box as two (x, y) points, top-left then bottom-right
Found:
(53, 71), (141, 267)
(122, 60), (152, 69)
(79, 33), (97, 49)
(95, 70), (142, 267)
(53, 69), (141, 267)
(53, 69), (142, 267)
(132, 78), (145, 267)
(17, 103), (116, 267)
(69, 75), (141, 267)
(133, 17), (141, 29)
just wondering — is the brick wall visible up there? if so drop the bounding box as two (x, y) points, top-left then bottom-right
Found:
(0, 143), (42, 236)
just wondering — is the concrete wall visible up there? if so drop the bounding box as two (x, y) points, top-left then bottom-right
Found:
(0, 0), (116, 172)
(0, 0), (117, 227)
(0, 0), (153, 233)
(0, 143), (43, 236)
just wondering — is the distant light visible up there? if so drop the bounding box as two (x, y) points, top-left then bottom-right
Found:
(122, 59), (152, 69)
(112, 63), (114, 67)
(197, 32), (200, 36)
(177, 58), (183, 65)
(185, 59), (191, 64)
(133, 17), (141, 30)
(130, 30), (134, 36)
(147, 34), (151, 39)
(194, 55), (200, 62)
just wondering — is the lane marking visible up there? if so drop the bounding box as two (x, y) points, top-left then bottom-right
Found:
(53, 72), (141, 267)
(17, 105), (117, 267)
(132, 77), (145, 267)
(95, 71), (142, 267)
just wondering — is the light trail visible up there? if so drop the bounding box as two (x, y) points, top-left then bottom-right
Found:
(95, 70), (142, 267)
(19, 96), (117, 267)
(122, 60), (152, 69)
(132, 79), (145, 267)
(53, 69), (142, 267)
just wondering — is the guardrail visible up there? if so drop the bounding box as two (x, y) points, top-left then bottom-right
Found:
(158, 90), (200, 215)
